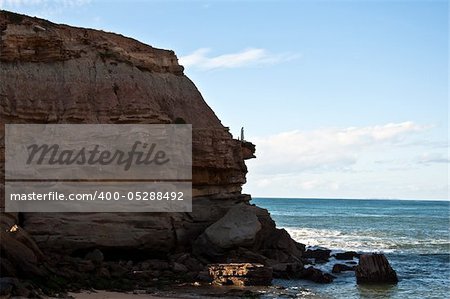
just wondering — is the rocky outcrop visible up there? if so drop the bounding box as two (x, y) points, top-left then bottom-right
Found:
(192, 204), (304, 267)
(355, 254), (398, 284)
(0, 10), (305, 288)
(0, 10), (250, 252)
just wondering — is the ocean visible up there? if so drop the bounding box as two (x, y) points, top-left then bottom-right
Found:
(252, 198), (450, 299)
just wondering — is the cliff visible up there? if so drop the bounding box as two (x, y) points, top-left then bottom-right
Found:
(0, 11), (304, 290)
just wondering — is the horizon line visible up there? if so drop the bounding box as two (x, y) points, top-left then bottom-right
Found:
(251, 196), (450, 202)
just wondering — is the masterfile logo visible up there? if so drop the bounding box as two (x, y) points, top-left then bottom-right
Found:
(25, 141), (170, 171)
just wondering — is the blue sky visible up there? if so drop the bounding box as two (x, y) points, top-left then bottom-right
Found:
(1, 0), (448, 199)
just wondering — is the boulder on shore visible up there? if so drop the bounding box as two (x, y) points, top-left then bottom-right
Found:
(355, 254), (398, 284)
(334, 251), (360, 260)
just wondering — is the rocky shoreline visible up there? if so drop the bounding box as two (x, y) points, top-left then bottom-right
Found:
(1, 237), (398, 298)
(0, 11), (397, 298)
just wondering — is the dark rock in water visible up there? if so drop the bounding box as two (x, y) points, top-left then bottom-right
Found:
(208, 263), (272, 286)
(356, 254), (398, 284)
(303, 248), (331, 262)
(346, 261), (358, 265)
(299, 266), (335, 283)
(335, 251), (360, 260)
(332, 263), (356, 273)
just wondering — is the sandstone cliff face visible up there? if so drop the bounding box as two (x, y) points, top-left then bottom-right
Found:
(0, 11), (302, 276)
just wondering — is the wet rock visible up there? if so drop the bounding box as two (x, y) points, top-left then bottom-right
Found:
(335, 251), (360, 260)
(303, 248), (331, 263)
(332, 263), (356, 273)
(356, 254), (398, 284)
(258, 228), (303, 262)
(299, 267), (335, 283)
(208, 263), (272, 286)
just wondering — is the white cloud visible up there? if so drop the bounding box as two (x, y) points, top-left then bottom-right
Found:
(248, 121), (427, 175)
(179, 48), (298, 70)
(244, 121), (449, 199)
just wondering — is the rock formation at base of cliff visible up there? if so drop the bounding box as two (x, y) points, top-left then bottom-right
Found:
(0, 11), (305, 292)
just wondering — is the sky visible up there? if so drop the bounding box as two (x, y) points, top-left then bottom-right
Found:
(1, 0), (448, 200)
